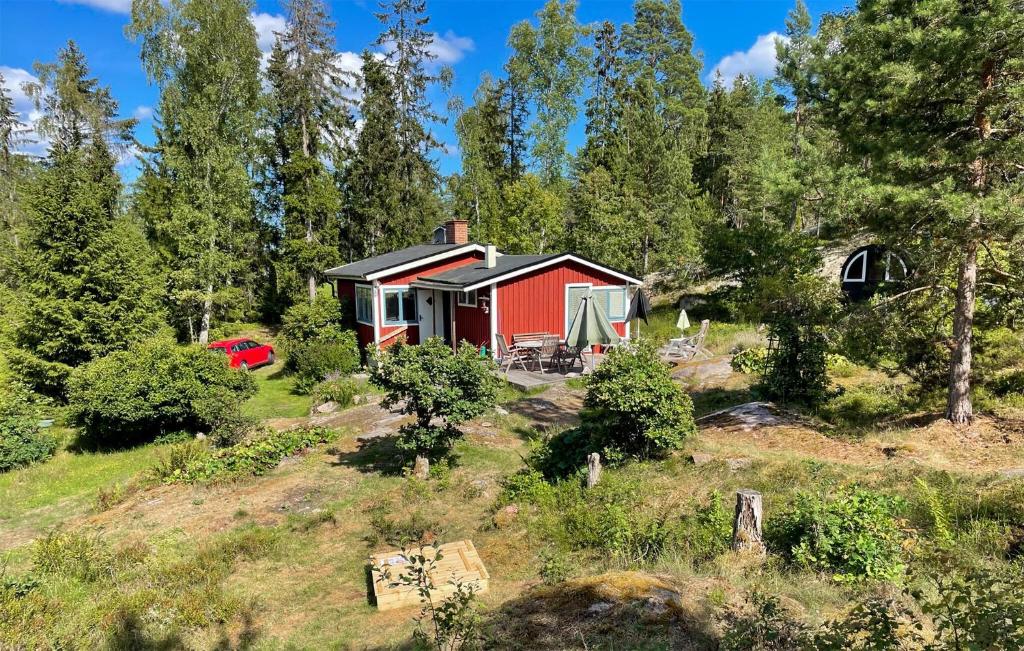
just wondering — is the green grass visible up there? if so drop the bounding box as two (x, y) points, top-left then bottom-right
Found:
(639, 303), (762, 354)
(241, 361), (312, 420)
(0, 436), (162, 537)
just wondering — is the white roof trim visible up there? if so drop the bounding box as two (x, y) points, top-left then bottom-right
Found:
(325, 244), (493, 281)
(462, 254), (642, 292)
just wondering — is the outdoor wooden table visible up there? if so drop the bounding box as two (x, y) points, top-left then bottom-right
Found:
(515, 339), (543, 370)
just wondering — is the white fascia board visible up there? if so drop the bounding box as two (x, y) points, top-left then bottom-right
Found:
(462, 254), (643, 293)
(363, 244), (490, 281)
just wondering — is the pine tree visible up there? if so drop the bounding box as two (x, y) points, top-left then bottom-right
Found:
(345, 52), (403, 258)
(817, 0), (1024, 423)
(0, 73), (33, 264)
(12, 42), (164, 396)
(267, 0), (354, 303)
(128, 0), (263, 344)
(577, 21), (623, 176)
(372, 0), (445, 242)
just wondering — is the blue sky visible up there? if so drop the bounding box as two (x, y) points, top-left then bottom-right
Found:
(0, 0), (849, 179)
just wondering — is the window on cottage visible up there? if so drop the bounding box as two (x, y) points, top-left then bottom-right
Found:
(383, 288), (417, 325)
(355, 285), (374, 324)
(458, 290), (477, 307)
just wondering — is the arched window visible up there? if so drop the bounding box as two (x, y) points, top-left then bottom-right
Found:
(842, 249), (868, 282)
(840, 245), (909, 300)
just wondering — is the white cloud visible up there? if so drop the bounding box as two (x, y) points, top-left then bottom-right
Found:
(707, 32), (788, 87)
(250, 11), (286, 54)
(0, 65), (48, 157)
(427, 30), (474, 65)
(58, 0), (132, 13)
(132, 105), (153, 121)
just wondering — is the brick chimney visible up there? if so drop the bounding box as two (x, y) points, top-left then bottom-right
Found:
(443, 219), (468, 245)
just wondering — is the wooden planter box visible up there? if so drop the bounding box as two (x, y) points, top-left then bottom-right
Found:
(369, 539), (489, 611)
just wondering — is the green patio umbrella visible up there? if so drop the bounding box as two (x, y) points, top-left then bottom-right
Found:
(566, 292), (621, 365)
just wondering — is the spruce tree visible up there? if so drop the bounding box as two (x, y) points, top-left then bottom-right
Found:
(817, 0), (1024, 423)
(128, 0), (263, 343)
(345, 52), (403, 258)
(13, 42), (164, 396)
(372, 0), (444, 242)
(267, 0), (353, 303)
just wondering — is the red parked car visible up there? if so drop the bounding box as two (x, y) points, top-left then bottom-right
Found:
(208, 338), (275, 370)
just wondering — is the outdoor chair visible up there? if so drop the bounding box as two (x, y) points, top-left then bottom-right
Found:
(495, 334), (531, 373)
(666, 319), (711, 361)
(538, 335), (561, 372)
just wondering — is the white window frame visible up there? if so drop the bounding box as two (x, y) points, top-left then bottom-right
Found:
(381, 285), (417, 326)
(885, 252), (908, 281)
(355, 284), (374, 326)
(842, 250), (867, 282)
(457, 289), (478, 308)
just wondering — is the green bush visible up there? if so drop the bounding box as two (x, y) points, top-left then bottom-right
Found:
(313, 377), (359, 408)
(582, 341), (696, 460)
(719, 592), (810, 651)
(67, 338), (257, 446)
(679, 491), (733, 563)
(154, 426), (336, 484)
(278, 296), (361, 393)
(279, 295), (350, 350)
(526, 427), (592, 480)
(371, 338), (499, 460)
(290, 335), (360, 394)
(0, 383), (56, 472)
(498, 468), (556, 506)
(770, 486), (907, 583)
(731, 346), (768, 374)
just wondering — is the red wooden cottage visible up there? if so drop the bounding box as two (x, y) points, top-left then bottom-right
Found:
(326, 220), (643, 355)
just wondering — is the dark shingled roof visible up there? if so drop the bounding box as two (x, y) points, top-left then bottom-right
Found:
(324, 243), (476, 280)
(414, 254), (560, 289)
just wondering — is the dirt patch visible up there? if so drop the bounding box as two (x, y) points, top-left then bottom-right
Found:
(487, 571), (717, 650)
(506, 384), (584, 431)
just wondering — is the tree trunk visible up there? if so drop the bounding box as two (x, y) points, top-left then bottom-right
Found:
(731, 489), (765, 555)
(946, 236), (978, 424)
(946, 59), (994, 425)
(198, 287), (213, 345)
(586, 452), (601, 489)
(413, 455), (429, 480)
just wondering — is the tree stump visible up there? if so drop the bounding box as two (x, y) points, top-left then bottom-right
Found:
(413, 455), (429, 480)
(731, 489), (765, 555)
(586, 453), (602, 489)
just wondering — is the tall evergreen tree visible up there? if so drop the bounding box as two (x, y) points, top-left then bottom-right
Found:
(12, 42), (164, 396)
(267, 0), (354, 303)
(371, 0), (445, 242)
(817, 0), (1024, 423)
(345, 52), (403, 257)
(507, 0), (590, 189)
(128, 0), (263, 343)
(0, 73), (33, 262)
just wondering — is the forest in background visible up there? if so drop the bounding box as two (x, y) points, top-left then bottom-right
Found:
(0, 0), (1022, 427)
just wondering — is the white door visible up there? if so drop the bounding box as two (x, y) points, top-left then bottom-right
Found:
(417, 289), (436, 340)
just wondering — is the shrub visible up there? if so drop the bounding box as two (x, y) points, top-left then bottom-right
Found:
(731, 346), (768, 374)
(279, 296), (360, 393)
(366, 509), (444, 548)
(919, 567), (1024, 650)
(770, 486), (907, 583)
(526, 427), (592, 480)
(813, 597), (925, 650)
(756, 274), (841, 405)
(0, 383), (56, 472)
(582, 340), (696, 460)
(680, 491), (733, 563)
(279, 295), (349, 351)
(371, 338), (499, 461)
(313, 377), (359, 408)
(289, 335), (360, 394)
(719, 592), (810, 651)
(67, 338), (257, 446)
(498, 468), (556, 506)
(153, 426), (336, 484)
